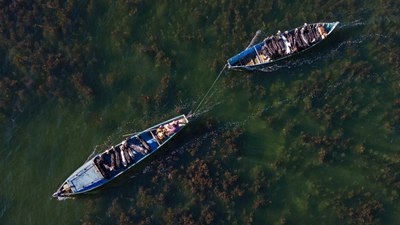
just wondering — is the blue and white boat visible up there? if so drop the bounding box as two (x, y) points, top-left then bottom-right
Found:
(52, 114), (189, 198)
(227, 22), (339, 71)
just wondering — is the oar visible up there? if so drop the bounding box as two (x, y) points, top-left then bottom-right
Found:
(246, 30), (262, 49)
(122, 132), (137, 137)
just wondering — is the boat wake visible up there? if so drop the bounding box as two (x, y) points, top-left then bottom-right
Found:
(257, 31), (385, 73)
(332, 33), (388, 51)
(140, 115), (246, 176)
(55, 196), (75, 201)
(85, 149), (98, 162)
(85, 142), (113, 162)
(186, 78), (226, 120)
(257, 73), (384, 118)
(338, 19), (367, 29)
(188, 100), (223, 120)
(257, 52), (328, 72)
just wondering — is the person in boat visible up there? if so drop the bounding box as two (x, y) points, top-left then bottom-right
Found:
(164, 121), (180, 136)
(280, 31), (291, 53)
(277, 29), (287, 54)
(284, 31), (297, 52)
(260, 47), (271, 62)
(263, 39), (275, 59)
(302, 24), (311, 43)
(60, 183), (72, 194)
(300, 25), (310, 47)
(260, 53), (270, 62)
(94, 156), (111, 178)
(269, 36), (279, 57)
(271, 35), (282, 56)
(294, 28), (305, 51)
(111, 146), (121, 169)
(276, 35), (285, 56)
(262, 43), (273, 58)
(130, 143), (147, 154)
(156, 126), (168, 141)
(177, 118), (187, 126)
(126, 144), (136, 159)
(137, 135), (150, 151)
(120, 142), (132, 164)
(173, 118), (187, 129)
(265, 36), (279, 58)
(308, 24), (319, 42)
(124, 149), (132, 164)
(245, 57), (255, 66)
(161, 118), (187, 138)
(118, 145), (128, 167)
(305, 24), (319, 44)
(122, 139), (129, 149)
(317, 24), (328, 39)
(123, 139), (136, 160)
(106, 149), (116, 171)
(100, 153), (115, 171)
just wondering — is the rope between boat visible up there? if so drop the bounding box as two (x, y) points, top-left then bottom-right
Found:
(189, 64), (228, 118)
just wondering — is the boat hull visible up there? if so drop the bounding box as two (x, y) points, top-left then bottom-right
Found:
(227, 22), (339, 71)
(53, 114), (189, 198)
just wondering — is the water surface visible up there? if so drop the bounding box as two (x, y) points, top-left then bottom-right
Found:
(1, 0), (399, 224)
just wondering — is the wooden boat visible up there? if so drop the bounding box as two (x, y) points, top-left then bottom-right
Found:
(52, 114), (189, 198)
(227, 22), (339, 71)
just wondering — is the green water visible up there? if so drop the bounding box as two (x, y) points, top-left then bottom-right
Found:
(1, 0), (400, 224)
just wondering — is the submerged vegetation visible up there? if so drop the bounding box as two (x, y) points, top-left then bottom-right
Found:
(1, 0), (400, 224)
(0, 0), (96, 122)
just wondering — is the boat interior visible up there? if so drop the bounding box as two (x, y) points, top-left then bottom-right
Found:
(232, 23), (331, 67)
(93, 117), (188, 179)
